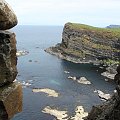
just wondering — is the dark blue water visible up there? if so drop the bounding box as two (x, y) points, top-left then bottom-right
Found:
(11, 26), (116, 120)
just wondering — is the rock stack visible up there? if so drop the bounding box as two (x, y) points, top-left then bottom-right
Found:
(0, 0), (22, 120)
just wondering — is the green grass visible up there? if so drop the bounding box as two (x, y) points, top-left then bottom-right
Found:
(103, 59), (120, 65)
(66, 22), (120, 38)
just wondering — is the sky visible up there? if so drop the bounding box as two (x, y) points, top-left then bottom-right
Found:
(7, 0), (120, 27)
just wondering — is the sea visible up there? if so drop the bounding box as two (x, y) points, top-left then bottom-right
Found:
(11, 26), (116, 120)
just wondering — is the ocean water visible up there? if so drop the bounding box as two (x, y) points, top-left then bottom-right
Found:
(11, 26), (116, 120)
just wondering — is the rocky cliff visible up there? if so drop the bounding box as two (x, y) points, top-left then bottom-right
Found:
(46, 22), (120, 120)
(46, 22), (120, 63)
(87, 65), (120, 120)
(0, 0), (22, 120)
(0, 31), (17, 86)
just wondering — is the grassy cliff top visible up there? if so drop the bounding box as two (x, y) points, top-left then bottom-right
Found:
(66, 22), (120, 38)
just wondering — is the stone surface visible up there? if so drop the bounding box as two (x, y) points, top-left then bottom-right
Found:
(0, 83), (22, 120)
(46, 22), (120, 63)
(114, 65), (120, 85)
(0, 0), (18, 30)
(87, 65), (120, 120)
(0, 31), (17, 86)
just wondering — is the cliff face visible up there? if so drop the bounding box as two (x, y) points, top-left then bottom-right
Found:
(0, 31), (17, 86)
(87, 65), (120, 120)
(46, 22), (120, 63)
(0, 1), (22, 120)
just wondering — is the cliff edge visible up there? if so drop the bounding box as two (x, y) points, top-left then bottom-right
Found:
(46, 22), (120, 63)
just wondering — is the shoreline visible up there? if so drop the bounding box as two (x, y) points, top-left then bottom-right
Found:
(45, 47), (99, 64)
(45, 47), (117, 81)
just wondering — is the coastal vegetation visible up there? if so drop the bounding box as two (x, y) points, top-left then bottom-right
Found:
(67, 22), (120, 38)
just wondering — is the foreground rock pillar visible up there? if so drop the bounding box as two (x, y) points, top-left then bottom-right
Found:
(0, 31), (17, 86)
(0, 0), (18, 30)
(0, 83), (22, 120)
(0, 0), (22, 120)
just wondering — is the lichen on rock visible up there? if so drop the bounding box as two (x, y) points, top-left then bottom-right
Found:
(0, 31), (17, 86)
(0, 0), (18, 30)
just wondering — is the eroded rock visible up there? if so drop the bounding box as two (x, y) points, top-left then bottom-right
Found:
(0, 83), (22, 120)
(0, 0), (18, 30)
(42, 106), (68, 120)
(87, 65), (120, 120)
(32, 88), (59, 97)
(0, 31), (17, 86)
(94, 90), (111, 101)
(78, 77), (91, 85)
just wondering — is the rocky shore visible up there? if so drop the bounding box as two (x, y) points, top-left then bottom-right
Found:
(0, 0), (22, 119)
(87, 65), (120, 120)
(45, 22), (120, 120)
(45, 22), (120, 82)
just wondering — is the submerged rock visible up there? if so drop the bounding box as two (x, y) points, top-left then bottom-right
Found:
(42, 106), (68, 120)
(68, 76), (77, 81)
(68, 76), (91, 85)
(32, 88), (59, 97)
(64, 71), (70, 74)
(71, 106), (88, 120)
(42, 105), (88, 120)
(0, 0), (18, 30)
(0, 83), (22, 120)
(101, 71), (116, 80)
(16, 50), (29, 57)
(94, 90), (111, 101)
(78, 77), (91, 85)
(0, 31), (17, 86)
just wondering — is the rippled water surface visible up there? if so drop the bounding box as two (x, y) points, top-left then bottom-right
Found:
(11, 26), (116, 120)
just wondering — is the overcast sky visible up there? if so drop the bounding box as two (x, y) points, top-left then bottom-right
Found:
(7, 0), (120, 27)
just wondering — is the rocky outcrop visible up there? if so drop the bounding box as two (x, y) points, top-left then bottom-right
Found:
(0, 0), (18, 87)
(0, 83), (22, 120)
(0, 1), (22, 120)
(46, 22), (120, 63)
(0, 31), (17, 86)
(114, 65), (120, 84)
(0, 0), (18, 30)
(87, 65), (120, 120)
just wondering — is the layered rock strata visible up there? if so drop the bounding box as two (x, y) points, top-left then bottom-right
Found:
(46, 22), (120, 63)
